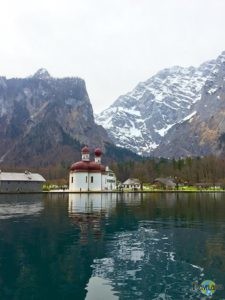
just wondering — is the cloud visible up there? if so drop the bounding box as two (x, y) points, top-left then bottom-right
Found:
(0, 0), (225, 112)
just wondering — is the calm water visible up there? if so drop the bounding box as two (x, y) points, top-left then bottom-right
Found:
(0, 193), (224, 300)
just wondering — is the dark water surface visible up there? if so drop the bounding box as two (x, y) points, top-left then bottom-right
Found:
(0, 193), (224, 300)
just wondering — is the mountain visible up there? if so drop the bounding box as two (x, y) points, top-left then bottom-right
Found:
(96, 51), (225, 157)
(0, 69), (137, 173)
(153, 52), (225, 158)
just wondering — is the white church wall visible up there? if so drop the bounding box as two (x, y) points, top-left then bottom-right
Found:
(69, 172), (89, 192)
(101, 174), (107, 190)
(88, 172), (102, 191)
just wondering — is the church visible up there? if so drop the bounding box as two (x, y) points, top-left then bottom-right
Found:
(69, 146), (116, 192)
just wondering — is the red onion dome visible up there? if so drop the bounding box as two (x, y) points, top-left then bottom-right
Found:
(89, 162), (102, 170)
(70, 161), (89, 171)
(100, 165), (106, 171)
(70, 161), (106, 172)
(94, 148), (102, 157)
(81, 146), (89, 154)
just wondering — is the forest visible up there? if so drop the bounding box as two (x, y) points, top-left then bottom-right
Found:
(110, 155), (225, 187)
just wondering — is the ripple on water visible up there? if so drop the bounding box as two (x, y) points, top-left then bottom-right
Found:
(0, 202), (43, 219)
(88, 221), (205, 299)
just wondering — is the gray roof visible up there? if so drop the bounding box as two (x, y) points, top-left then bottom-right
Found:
(154, 178), (176, 187)
(0, 172), (46, 182)
(123, 178), (140, 185)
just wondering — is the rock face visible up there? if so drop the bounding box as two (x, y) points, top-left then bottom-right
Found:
(153, 52), (225, 158)
(96, 51), (225, 157)
(0, 69), (112, 168)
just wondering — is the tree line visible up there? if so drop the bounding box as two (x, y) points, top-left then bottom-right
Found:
(110, 155), (225, 186)
(14, 155), (225, 187)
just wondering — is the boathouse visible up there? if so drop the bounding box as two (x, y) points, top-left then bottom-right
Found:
(69, 146), (116, 192)
(0, 171), (46, 193)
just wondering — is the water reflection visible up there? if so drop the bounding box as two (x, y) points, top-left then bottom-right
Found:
(77, 193), (225, 300)
(68, 194), (108, 245)
(90, 221), (206, 300)
(0, 192), (224, 299)
(86, 277), (119, 300)
(0, 194), (43, 219)
(68, 193), (118, 214)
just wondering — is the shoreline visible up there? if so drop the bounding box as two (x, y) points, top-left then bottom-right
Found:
(47, 190), (225, 194)
(1, 189), (225, 194)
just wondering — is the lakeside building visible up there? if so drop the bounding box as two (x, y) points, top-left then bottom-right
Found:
(69, 146), (116, 192)
(0, 171), (46, 193)
(122, 178), (141, 190)
(153, 178), (176, 189)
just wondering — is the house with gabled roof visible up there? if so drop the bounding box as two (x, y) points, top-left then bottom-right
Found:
(0, 171), (45, 193)
(122, 178), (141, 190)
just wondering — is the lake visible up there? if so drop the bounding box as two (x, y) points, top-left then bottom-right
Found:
(0, 192), (224, 299)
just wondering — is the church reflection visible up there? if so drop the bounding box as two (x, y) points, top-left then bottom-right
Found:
(68, 193), (117, 214)
(68, 193), (117, 244)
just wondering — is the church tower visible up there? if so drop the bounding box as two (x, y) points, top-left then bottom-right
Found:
(81, 146), (90, 161)
(94, 148), (102, 164)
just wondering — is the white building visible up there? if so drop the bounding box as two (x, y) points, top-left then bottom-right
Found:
(122, 178), (141, 190)
(69, 146), (116, 192)
(0, 171), (46, 193)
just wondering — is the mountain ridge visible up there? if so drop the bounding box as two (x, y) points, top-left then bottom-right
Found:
(96, 51), (225, 157)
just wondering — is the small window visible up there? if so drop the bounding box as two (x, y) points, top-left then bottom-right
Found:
(71, 177), (73, 183)
(86, 176), (87, 183)
(91, 176), (93, 183)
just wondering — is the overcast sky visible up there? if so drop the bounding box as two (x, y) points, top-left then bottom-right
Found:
(1, 0), (225, 112)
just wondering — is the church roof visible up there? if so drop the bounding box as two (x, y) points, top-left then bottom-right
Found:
(70, 161), (106, 172)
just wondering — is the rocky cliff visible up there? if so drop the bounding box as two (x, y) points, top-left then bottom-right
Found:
(153, 52), (225, 158)
(0, 69), (113, 169)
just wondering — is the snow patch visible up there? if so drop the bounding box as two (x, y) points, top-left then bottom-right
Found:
(207, 87), (218, 95)
(182, 111), (196, 122)
(155, 123), (175, 137)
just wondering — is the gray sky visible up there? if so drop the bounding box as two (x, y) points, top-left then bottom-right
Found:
(1, 0), (225, 113)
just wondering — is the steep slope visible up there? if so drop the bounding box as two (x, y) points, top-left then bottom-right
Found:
(153, 53), (225, 158)
(0, 69), (112, 168)
(96, 52), (225, 156)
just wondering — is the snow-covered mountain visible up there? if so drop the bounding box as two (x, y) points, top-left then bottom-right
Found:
(153, 52), (225, 158)
(96, 52), (225, 155)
